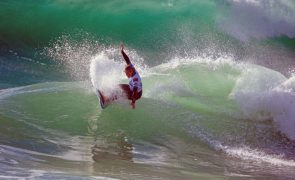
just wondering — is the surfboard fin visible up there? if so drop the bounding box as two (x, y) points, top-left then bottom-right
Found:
(97, 90), (108, 109)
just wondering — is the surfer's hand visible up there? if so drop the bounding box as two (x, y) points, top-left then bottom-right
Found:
(131, 101), (135, 109)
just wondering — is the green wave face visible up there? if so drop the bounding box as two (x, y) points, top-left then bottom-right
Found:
(0, 60), (286, 142)
(1, 0), (294, 78)
(2, 0), (295, 51)
(1, 60), (235, 134)
(0, 0), (217, 51)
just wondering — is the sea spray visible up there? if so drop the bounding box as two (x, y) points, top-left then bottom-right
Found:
(89, 52), (123, 95)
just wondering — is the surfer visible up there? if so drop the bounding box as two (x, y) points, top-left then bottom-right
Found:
(119, 44), (142, 109)
(98, 44), (142, 109)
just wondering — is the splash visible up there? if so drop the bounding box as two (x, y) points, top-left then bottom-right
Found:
(230, 65), (295, 140)
(45, 35), (103, 80)
(89, 52), (123, 94)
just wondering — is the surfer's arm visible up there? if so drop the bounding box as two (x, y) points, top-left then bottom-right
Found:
(120, 44), (131, 65)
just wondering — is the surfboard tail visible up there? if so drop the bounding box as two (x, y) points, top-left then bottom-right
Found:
(97, 90), (108, 109)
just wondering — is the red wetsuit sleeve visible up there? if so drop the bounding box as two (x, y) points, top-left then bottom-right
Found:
(121, 49), (131, 65)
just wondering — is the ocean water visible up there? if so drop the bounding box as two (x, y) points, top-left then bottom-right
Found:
(1, 0), (295, 179)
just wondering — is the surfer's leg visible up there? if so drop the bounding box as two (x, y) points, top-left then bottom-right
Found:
(119, 84), (132, 100)
(135, 90), (142, 100)
(99, 85), (131, 104)
(119, 84), (142, 101)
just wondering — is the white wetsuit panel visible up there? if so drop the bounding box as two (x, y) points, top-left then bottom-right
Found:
(128, 71), (142, 92)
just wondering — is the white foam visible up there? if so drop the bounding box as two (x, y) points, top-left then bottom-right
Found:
(225, 146), (295, 167)
(230, 65), (295, 140)
(187, 124), (295, 167)
(152, 55), (237, 72)
(0, 87), (26, 100)
(218, 0), (295, 41)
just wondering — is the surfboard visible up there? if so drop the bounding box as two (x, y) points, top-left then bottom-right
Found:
(96, 89), (108, 109)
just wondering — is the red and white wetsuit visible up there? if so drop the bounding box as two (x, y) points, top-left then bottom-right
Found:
(120, 48), (143, 101)
(128, 68), (142, 93)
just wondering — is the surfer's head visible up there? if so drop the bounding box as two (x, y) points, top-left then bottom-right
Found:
(124, 64), (135, 77)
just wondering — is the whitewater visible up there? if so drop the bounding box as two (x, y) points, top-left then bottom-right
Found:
(1, 0), (295, 179)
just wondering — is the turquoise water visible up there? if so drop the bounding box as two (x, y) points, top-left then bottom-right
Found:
(1, 0), (295, 179)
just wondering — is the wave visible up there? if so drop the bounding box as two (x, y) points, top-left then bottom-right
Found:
(1, 0), (295, 178)
(218, 0), (295, 41)
(2, 51), (295, 169)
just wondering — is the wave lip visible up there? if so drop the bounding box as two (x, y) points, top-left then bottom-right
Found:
(218, 0), (295, 41)
(230, 65), (295, 140)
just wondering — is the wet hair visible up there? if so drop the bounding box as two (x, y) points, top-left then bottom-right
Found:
(125, 64), (135, 72)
